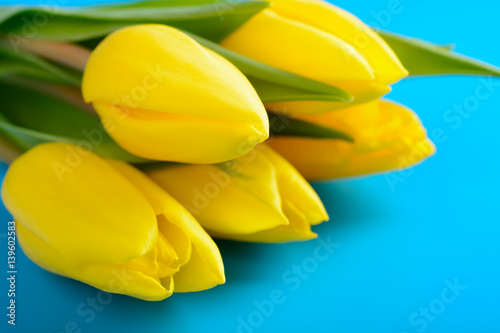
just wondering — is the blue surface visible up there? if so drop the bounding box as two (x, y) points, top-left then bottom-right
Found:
(2, 0), (500, 332)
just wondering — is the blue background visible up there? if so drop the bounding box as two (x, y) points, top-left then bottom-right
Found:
(2, 0), (500, 332)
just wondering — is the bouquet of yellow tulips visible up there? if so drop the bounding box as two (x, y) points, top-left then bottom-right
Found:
(0, 0), (498, 301)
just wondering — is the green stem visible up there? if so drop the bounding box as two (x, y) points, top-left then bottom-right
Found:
(21, 40), (91, 72)
(0, 133), (22, 164)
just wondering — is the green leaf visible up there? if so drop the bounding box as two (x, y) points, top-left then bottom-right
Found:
(268, 112), (354, 142)
(186, 32), (352, 103)
(249, 78), (349, 103)
(0, 80), (147, 162)
(0, 44), (82, 85)
(0, 0), (270, 43)
(0, 60), (58, 83)
(376, 29), (500, 77)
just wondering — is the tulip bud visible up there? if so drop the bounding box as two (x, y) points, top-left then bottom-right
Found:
(268, 100), (435, 180)
(146, 144), (328, 243)
(1, 143), (225, 301)
(220, 0), (408, 115)
(82, 24), (269, 163)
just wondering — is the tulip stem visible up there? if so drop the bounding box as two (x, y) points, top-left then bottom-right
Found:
(21, 40), (91, 72)
(7, 77), (97, 116)
(0, 134), (22, 164)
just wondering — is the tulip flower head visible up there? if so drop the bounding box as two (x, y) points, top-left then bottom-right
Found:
(1, 143), (225, 301)
(146, 144), (328, 243)
(83, 24), (269, 163)
(220, 0), (408, 115)
(268, 100), (435, 180)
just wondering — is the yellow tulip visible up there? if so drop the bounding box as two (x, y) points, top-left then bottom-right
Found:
(82, 24), (268, 163)
(220, 0), (408, 115)
(1, 143), (225, 301)
(146, 144), (328, 243)
(268, 100), (435, 180)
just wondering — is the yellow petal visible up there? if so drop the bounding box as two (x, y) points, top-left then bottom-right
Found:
(147, 144), (328, 243)
(16, 206), (173, 302)
(268, 100), (435, 180)
(270, 0), (408, 84)
(82, 24), (268, 163)
(1, 143), (185, 300)
(221, 10), (375, 83)
(93, 103), (267, 163)
(210, 200), (317, 243)
(107, 160), (225, 292)
(258, 145), (328, 225)
(157, 216), (191, 271)
(147, 156), (289, 236)
(172, 241), (225, 293)
(1, 143), (158, 266)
